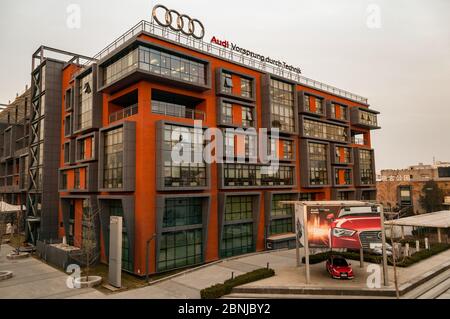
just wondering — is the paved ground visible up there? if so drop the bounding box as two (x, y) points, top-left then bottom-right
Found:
(2, 243), (450, 299)
(0, 244), (97, 299)
(438, 288), (450, 299)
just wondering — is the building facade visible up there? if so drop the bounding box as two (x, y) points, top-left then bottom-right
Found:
(0, 88), (31, 209)
(377, 162), (450, 214)
(0, 17), (379, 275)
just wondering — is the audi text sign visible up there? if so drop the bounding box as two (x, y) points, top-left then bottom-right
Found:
(211, 36), (302, 74)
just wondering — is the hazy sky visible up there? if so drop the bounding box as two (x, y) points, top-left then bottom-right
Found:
(1, 0), (449, 170)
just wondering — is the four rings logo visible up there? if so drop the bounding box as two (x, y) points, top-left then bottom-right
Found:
(152, 4), (205, 40)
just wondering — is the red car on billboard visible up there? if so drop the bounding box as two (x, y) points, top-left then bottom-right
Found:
(327, 206), (382, 250)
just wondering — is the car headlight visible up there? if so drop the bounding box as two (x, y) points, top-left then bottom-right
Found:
(332, 227), (356, 237)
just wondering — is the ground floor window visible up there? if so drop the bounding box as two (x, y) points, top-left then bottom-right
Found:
(220, 223), (254, 258)
(270, 217), (293, 235)
(158, 229), (203, 272)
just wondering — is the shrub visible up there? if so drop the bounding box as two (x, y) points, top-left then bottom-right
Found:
(397, 243), (450, 267)
(200, 268), (275, 299)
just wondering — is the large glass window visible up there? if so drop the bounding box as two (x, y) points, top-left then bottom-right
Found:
(303, 118), (348, 142)
(77, 72), (93, 131)
(163, 124), (206, 188)
(308, 143), (328, 185)
(224, 164), (294, 187)
(103, 48), (138, 85)
(221, 223), (253, 258)
(103, 127), (123, 189)
(270, 79), (295, 133)
(163, 198), (203, 228)
(225, 196), (253, 221)
(158, 229), (203, 272)
(270, 218), (293, 235)
(139, 46), (206, 85)
(359, 110), (378, 126)
(359, 149), (374, 185)
(271, 194), (294, 217)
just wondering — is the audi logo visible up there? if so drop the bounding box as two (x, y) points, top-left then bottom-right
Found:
(152, 5), (205, 40)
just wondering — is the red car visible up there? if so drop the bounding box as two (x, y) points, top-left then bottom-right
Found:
(327, 206), (382, 250)
(326, 255), (354, 279)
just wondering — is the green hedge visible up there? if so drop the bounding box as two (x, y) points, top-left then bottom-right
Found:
(200, 268), (275, 299)
(397, 243), (450, 267)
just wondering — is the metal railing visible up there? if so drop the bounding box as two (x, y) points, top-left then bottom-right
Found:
(85, 20), (368, 104)
(151, 102), (205, 121)
(108, 104), (138, 123)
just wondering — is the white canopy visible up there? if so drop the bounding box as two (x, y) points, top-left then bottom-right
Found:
(385, 210), (450, 228)
(0, 201), (25, 213)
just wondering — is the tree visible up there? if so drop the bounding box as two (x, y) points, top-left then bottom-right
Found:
(419, 180), (444, 213)
(69, 205), (101, 281)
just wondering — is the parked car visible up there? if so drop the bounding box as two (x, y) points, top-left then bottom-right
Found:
(326, 255), (354, 279)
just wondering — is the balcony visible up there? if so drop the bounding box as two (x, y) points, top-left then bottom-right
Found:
(152, 101), (205, 121)
(350, 107), (380, 129)
(109, 103), (138, 123)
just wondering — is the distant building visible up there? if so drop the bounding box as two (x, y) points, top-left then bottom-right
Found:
(377, 162), (450, 214)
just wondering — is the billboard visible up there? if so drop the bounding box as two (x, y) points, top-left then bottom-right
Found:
(295, 205), (382, 250)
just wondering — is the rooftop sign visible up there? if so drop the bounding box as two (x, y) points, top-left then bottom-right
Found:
(211, 36), (302, 74)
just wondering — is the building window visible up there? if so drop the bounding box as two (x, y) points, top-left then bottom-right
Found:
(61, 171), (68, 189)
(64, 115), (71, 136)
(163, 198), (203, 228)
(270, 218), (293, 235)
(335, 146), (351, 164)
(103, 48), (138, 85)
(224, 164), (294, 187)
(331, 103), (347, 121)
(224, 130), (235, 158)
(163, 124), (206, 188)
(225, 196), (253, 221)
(271, 194), (295, 217)
(337, 192), (351, 200)
(221, 196), (254, 258)
(138, 46), (206, 85)
(315, 97), (324, 115)
(64, 143), (70, 164)
(241, 106), (254, 128)
(270, 79), (295, 133)
(77, 72), (93, 131)
(303, 118), (348, 142)
(158, 229), (203, 272)
(303, 95), (311, 112)
(308, 143), (328, 185)
(222, 102), (233, 124)
(335, 168), (352, 186)
(399, 186), (412, 207)
(68, 202), (75, 246)
(283, 140), (293, 160)
(74, 168), (80, 189)
(222, 72), (233, 94)
(103, 127), (123, 189)
(359, 110), (378, 126)
(359, 149), (374, 185)
(241, 78), (252, 98)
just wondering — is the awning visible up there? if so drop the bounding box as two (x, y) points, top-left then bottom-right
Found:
(0, 201), (25, 213)
(384, 210), (450, 228)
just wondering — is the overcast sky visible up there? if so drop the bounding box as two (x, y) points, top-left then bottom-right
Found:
(1, 0), (449, 170)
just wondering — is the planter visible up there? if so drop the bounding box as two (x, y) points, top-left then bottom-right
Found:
(74, 275), (102, 288)
(6, 251), (30, 260)
(0, 271), (13, 281)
